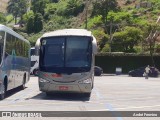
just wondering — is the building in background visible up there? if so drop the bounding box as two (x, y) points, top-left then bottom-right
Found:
(0, 0), (9, 13)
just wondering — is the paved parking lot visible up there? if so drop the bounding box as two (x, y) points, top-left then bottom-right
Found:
(0, 75), (160, 120)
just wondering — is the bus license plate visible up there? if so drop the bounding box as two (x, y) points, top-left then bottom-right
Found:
(59, 86), (68, 90)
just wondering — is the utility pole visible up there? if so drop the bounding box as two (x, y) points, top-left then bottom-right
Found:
(109, 20), (113, 53)
(85, 0), (88, 29)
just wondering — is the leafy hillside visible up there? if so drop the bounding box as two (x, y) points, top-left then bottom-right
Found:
(1, 0), (160, 53)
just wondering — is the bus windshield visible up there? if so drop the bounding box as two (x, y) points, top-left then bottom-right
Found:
(39, 36), (92, 73)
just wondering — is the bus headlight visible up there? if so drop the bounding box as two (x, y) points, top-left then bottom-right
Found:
(78, 78), (91, 84)
(39, 78), (50, 83)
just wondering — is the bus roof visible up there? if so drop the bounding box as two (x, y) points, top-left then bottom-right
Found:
(35, 29), (97, 55)
(35, 29), (97, 54)
(0, 24), (29, 44)
(42, 29), (92, 38)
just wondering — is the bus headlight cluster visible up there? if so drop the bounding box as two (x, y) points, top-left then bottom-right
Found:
(78, 78), (91, 84)
(39, 78), (50, 83)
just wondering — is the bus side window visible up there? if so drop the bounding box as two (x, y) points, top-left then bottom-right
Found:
(0, 46), (2, 62)
(0, 32), (5, 63)
(6, 33), (13, 55)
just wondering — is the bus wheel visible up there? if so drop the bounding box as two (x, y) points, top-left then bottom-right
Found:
(83, 93), (91, 98)
(20, 76), (26, 90)
(0, 82), (6, 100)
(92, 80), (94, 89)
(92, 84), (94, 89)
(33, 69), (38, 76)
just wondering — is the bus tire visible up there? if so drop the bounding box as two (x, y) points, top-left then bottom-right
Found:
(0, 79), (7, 100)
(83, 93), (91, 98)
(33, 69), (38, 76)
(20, 75), (26, 90)
(92, 80), (94, 89)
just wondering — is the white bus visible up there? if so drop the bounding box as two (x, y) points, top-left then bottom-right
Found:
(35, 29), (97, 97)
(30, 47), (39, 75)
(0, 24), (30, 100)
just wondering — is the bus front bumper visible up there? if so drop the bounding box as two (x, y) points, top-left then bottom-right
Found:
(39, 78), (92, 93)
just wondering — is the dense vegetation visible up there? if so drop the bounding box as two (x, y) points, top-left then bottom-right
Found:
(1, 0), (160, 53)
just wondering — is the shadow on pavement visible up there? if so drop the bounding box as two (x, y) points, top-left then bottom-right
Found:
(5, 86), (27, 99)
(29, 92), (90, 102)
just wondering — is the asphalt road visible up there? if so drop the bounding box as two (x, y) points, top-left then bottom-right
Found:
(0, 75), (160, 120)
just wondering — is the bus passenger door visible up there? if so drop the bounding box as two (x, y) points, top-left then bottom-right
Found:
(13, 55), (22, 87)
(3, 51), (15, 90)
(5, 33), (16, 90)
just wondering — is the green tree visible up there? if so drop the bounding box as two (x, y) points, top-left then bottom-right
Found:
(23, 11), (43, 33)
(26, 16), (34, 33)
(0, 13), (6, 24)
(146, 23), (160, 66)
(50, 0), (59, 3)
(113, 26), (143, 52)
(23, 11), (34, 23)
(7, 0), (28, 24)
(123, 26), (143, 51)
(92, 29), (109, 51)
(34, 13), (43, 33)
(25, 12), (35, 33)
(101, 44), (110, 52)
(92, 0), (119, 32)
(65, 0), (84, 16)
(7, 0), (19, 24)
(45, 3), (57, 15)
(18, 0), (28, 20)
(111, 31), (126, 52)
(31, 0), (49, 16)
(107, 11), (133, 25)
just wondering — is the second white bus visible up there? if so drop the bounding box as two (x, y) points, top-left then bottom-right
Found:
(35, 29), (97, 98)
(30, 47), (39, 75)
